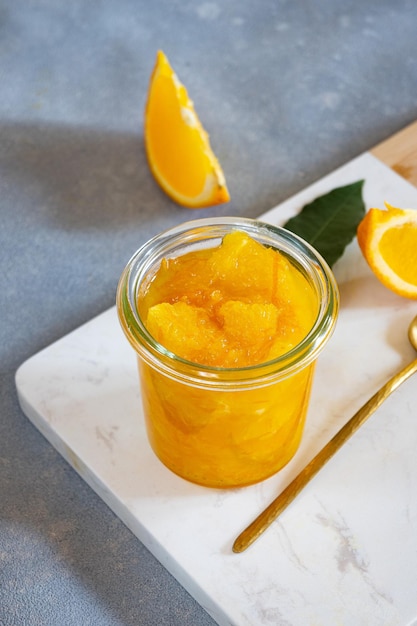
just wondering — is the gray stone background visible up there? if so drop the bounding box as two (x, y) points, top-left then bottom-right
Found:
(1, 1), (417, 624)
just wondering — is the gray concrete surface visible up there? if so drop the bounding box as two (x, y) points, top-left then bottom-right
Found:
(1, 1), (417, 624)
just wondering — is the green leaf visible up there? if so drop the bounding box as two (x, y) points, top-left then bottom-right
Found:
(283, 180), (365, 267)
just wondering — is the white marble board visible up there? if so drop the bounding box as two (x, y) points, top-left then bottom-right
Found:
(16, 152), (417, 626)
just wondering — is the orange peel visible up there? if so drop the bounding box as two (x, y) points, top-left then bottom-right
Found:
(144, 50), (230, 208)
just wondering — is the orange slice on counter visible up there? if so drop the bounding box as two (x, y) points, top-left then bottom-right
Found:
(144, 50), (230, 208)
(357, 202), (417, 299)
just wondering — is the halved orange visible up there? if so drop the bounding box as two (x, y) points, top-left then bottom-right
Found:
(144, 50), (230, 208)
(357, 202), (417, 299)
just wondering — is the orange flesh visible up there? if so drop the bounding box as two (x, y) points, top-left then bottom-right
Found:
(137, 231), (319, 487)
(379, 224), (417, 284)
(356, 204), (417, 299)
(146, 72), (207, 196)
(145, 50), (229, 207)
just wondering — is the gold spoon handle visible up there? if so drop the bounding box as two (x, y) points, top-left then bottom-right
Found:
(233, 357), (417, 553)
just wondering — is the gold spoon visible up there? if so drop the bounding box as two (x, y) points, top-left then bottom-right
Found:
(233, 314), (417, 553)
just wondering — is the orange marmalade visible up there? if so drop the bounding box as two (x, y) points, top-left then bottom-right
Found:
(135, 230), (320, 487)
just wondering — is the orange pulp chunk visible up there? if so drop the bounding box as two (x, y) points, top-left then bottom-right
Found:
(140, 231), (318, 367)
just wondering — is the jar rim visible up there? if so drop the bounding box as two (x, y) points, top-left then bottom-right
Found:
(117, 217), (339, 389)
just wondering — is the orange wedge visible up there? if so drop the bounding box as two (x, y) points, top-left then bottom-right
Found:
(144, 50), (230, 208)
(357, 202), (417, 299)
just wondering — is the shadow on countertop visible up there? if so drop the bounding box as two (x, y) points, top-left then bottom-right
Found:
(0, 120), (176, 231)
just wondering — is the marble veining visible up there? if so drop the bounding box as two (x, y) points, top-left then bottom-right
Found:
(16, 153), (417, 626)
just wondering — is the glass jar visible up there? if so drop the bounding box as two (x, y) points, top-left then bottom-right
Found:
(117, 217), (339, 488)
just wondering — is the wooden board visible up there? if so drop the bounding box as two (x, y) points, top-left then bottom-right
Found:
(371, 119), (417, 186)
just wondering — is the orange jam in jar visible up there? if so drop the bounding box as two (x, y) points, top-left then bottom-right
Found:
(117, 218), (339, 488)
